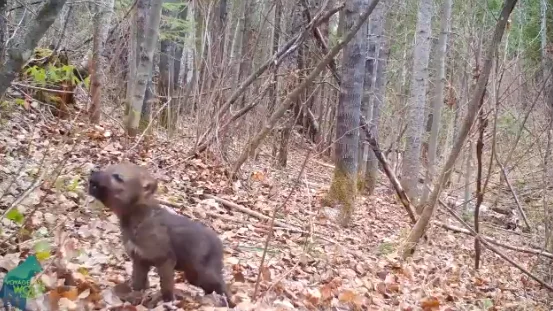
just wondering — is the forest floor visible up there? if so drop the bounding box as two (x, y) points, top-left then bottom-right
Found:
(0, 106), (552, 310)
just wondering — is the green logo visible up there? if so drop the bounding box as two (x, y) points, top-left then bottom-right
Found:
(0, 255), (43, 310)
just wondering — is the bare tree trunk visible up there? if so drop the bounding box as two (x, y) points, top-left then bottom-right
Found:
(363, 2), (387, 195)
(159, 35), (174, 127)
(327, 0), (369, 227)
(0, 0), (7, 65)
(277, 1), (302, 167)
(540, 0), (548, 81)
(463, 140), (473, 211)
(358, 13), (377, 187)
(401, 0), (433, 207)
(401, 0), (519, 259)
(89, 0), (115, 124)
(125, 0), (150, 116)
(544, 115), (553, 253)
(126, 0), (163, 136)
(172, 3), (187, 124)
(420, 0), (452, 205)
(268, 0), (282, 116)
(237, 0), (256, 107)
(0, 0), (67, 98)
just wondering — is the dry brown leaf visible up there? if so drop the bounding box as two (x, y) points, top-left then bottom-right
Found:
(320, 284), (333, 302)
(420, 296), (440, 310)
(260, 266), (272, 281)
(338, 289), (357, 303)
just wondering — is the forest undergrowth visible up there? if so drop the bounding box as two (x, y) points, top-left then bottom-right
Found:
(0, 106), (551, 310)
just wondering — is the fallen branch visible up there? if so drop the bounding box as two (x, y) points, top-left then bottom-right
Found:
(433, 221), (553, 259)
(437, 199), (553, 292)
(496, 156), (531, 231)
(253, 148), (312, 300)
(300, 0), (341, 84)
(202, 195), (295, 230)
(359, 115), (417, 223)
(156, 196), (341, 246)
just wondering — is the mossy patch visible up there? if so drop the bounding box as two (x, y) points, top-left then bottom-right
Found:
(325, 166), (358, 227)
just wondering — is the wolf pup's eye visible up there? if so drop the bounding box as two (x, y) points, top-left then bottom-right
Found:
(112, 173), (124, 182)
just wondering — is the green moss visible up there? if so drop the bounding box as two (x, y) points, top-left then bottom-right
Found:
(325, 167), (358, 227)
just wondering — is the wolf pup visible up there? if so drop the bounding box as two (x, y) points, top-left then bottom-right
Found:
(88, 163), (234, 307)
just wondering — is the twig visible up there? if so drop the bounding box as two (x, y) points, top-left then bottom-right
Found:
(76, 0), (138, 49)
(433, 221), (553, 259)
(201, 194), (297, 230)
(156, 198), (340, 245)
(474, 97), (486, 269)
(253, 147), (313, 300)
(359, 115), (417, 223)
(11, 82), (75, 94)
(0, 139), (34, 202)
(193, 2), (342, 156)
(437, 199), (553, 292)
(0, 166), (46, 221)
(495, 156), (531, 230)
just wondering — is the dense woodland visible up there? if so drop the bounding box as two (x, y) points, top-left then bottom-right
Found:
(0, 0), (553, 309)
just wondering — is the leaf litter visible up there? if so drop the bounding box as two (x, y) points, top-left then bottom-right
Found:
(0, 108), (551, 310)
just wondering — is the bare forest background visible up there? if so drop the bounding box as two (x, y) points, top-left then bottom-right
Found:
(0, 0), (553, 309)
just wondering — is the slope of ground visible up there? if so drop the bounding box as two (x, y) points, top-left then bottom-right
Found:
(0, 106), (551, 310)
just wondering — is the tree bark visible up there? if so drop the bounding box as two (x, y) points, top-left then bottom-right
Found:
(401, 0), (519, 259)
(89, 0), (115, 123)
(125, 0), (150, 116)
(363, 2), (387, 195)
(328, 0), (369, 227)
(401, 0), (433, 206)
(125, 0), (163, 136)
(268, 0), (282, 116)
(420, 0), (452, 205)
(358, 12), (377, 186)
(0, 0), (7, 65)
(0, 0), (67, 98)
(237, 0), (256, 108)
(277, 0), (303, 167)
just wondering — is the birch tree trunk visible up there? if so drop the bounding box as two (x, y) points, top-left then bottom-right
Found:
(327, 0), (369, 227)
(0, 0), (67, 98)
(420, 0), (453, 205)
(401, 0), (433, 207)
(125, 0), (163, 136)
(358, 14), (378, 186)
(89, 0), (115, 124)
(363, 2), (387, 195)
(401, 0), (519, 259)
